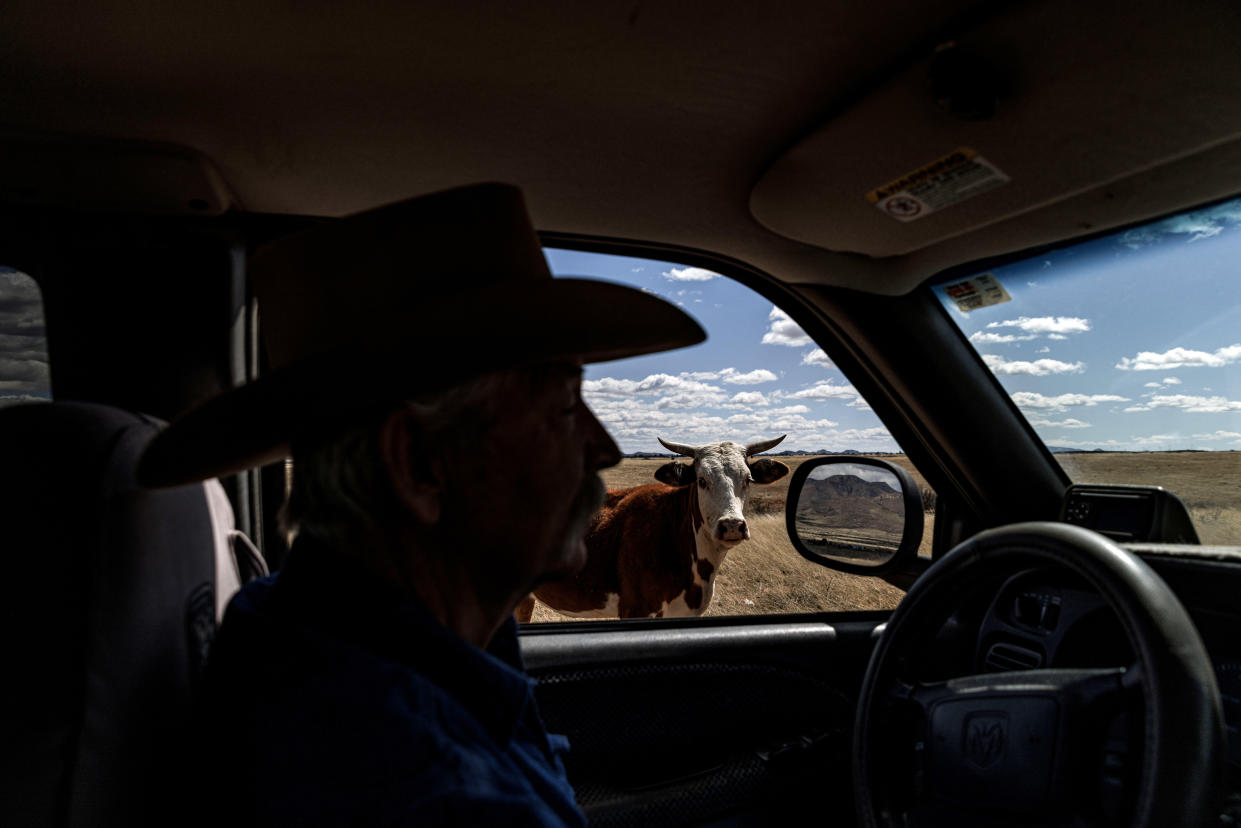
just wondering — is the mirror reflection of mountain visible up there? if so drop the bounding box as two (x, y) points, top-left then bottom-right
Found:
(798, 474), (903, 524)
(796, 472), (905, 562)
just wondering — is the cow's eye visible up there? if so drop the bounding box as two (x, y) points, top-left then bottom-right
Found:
(697, 477), (707, 489)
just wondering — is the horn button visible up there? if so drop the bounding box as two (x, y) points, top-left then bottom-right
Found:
(911, 668), (1127, 815)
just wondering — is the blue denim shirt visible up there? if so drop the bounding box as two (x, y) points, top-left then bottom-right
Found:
(199, 538), (586, 826)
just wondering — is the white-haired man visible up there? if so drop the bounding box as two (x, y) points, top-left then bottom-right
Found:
(139, 183), (704, 825)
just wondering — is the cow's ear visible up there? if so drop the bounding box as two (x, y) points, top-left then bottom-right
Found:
(655, 461), (694, 487)
(749, 458), (790, 485)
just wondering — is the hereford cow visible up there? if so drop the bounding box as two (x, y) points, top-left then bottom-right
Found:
(517, 435), (789, 620)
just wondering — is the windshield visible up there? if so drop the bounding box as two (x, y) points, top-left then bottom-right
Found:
(936, 196), (1241, 544)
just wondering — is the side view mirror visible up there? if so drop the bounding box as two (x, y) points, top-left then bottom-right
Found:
(785, 456), (924, 575)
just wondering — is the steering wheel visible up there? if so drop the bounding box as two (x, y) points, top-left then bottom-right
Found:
(854, 522), (1224, 827)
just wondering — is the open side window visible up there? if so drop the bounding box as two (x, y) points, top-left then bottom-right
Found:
(0, 268), (50, 407)
(516, 247), (936, 622)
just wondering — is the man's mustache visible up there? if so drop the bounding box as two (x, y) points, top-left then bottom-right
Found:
(572, 475), (607, 526)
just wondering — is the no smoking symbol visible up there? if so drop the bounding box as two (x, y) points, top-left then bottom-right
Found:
(883, 196), (922, 218)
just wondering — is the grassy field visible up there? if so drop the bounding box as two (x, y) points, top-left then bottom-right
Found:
(526, 451), (1241, 622)
(527, 455), (924, 621)
(1053, 452), (1241, 545)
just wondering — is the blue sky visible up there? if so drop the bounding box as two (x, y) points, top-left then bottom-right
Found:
(935, 196), (1241, 451)
(546, 248), (898, 455)
(550, 194), (1241, 456)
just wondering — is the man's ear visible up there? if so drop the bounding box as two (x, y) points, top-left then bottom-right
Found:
(378, 406), (442, 526)
(749, 458), (790, 485)
(655, 461), (694, 487)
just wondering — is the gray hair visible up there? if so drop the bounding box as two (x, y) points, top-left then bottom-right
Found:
(282, 371), (513, 549)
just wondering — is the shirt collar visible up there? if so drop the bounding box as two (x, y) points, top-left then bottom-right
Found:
(270, 536), (533, 746)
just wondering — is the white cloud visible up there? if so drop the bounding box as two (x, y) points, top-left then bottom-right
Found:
(986, 316), (1091, 335)
(1036, 346), (1050, 354)
(1047, 334), (1068, 340)
(801, 348), (835, 369)
(724, 412), (839, 431)
(821, 426), (894, 444)
(1119, 200), (1241, 249)
(1011, 392), (1129, 412)
(721, 368), (778, 385)
(1025, 429), (1241, 451)
(761, 307), (812, 347)
(677, 367), (777, 385)
(582, 375), (888, 454)
(1116, 344), (1241, 371)
(1130, 433), (1189, 446)
(1027, 417), (1091, 429)
(727, 391), (770, 407)
(1043, 438), (1128, 448)
(1163, 377), (1182, 385)
(662, 266), (720, 282)
(982, 354), (1084, 376)
(584, 374), (722, 397)
(786, 381), (860, 402)
(654, 392), (725, 410)
(1123, 394), (1241, 413)
(969, 331), (1037, 344)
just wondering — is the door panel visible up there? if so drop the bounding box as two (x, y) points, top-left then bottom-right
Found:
(522, 617), (884, 827)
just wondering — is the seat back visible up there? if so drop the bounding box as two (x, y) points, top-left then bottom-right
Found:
(0, 401), (257, 827)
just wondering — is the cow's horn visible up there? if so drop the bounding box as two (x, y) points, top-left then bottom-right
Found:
(745, 435), (786, 456)
(658, 437), (698, 458)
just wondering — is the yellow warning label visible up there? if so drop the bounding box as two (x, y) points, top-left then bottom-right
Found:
(866, 148), (1009, 223)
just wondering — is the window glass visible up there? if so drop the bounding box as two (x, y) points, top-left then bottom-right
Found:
(526, 248), (934, 622)
(0, 268), (50, 407)
(936, 196), (1241, 544)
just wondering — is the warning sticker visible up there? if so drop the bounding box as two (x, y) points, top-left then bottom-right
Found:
(866, 148), (1009, 223)
(943, 273), (1011, 313)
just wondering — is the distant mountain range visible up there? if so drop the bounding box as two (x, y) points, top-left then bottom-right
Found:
(1045, 447), (1212, 453)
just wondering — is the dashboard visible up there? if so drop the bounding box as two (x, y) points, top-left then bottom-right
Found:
(974, 566), (1241, 807)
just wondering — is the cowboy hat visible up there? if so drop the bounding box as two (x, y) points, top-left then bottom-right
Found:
(138, 183), (705, 487)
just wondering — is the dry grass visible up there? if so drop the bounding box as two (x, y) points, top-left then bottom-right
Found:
(527, 511), (905, 622)
(526, 451), (1241, 622)
(1054, 452), (1241, 545)
(527, 455), (923, 622)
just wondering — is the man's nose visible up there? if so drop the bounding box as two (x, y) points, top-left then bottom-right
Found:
(582, 405), (621, 470)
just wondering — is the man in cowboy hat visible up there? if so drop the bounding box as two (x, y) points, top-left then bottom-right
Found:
(139, 183), (704, 824)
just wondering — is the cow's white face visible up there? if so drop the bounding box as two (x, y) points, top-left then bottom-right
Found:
(654, 436), (790, 547)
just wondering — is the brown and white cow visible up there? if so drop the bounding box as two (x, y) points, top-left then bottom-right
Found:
(517, 435), (789, 620)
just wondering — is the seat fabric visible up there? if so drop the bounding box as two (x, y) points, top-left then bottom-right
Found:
(0, 401), (249, 827)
